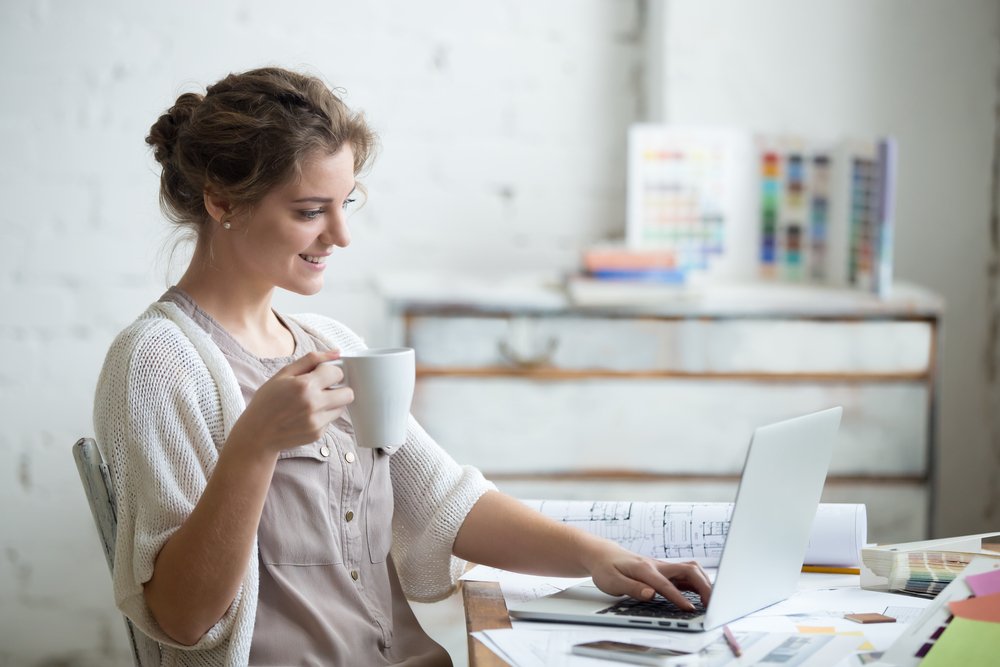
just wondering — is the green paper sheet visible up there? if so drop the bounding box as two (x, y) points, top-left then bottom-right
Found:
(921, 617), (1000, 667)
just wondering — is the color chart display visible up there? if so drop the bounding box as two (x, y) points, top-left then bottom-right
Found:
(848, 140), (896, 295)
(622, 125), (896, 295)
(757, 139), (834, 284)
(626, 126), (751, 283)
(756, 136), (895, 296)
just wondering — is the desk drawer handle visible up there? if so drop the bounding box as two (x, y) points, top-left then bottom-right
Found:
(497, 337), (558, 369)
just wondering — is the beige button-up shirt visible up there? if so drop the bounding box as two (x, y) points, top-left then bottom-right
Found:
(162, 288), (450, 666)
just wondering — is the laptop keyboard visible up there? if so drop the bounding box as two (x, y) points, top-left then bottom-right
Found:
(596, 590), (706, 619)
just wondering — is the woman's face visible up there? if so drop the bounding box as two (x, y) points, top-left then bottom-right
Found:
(224, 146), (357, 296)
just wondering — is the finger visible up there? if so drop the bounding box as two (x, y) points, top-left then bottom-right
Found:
(315, 405), (348, 425)
(304, 392), (352, 433)
(312, 359), (346, 388)
(636, 568), (699, 611)
(274, 350), (340, 378)
(664, 561), (713, 606)
(318, 385), (354, 411)
(603, 569), (661, 602)
(686, 561), (713, 605)
(610, 561), (694, 610)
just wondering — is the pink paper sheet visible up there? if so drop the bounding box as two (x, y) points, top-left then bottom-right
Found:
(966, 566), (1000, 597)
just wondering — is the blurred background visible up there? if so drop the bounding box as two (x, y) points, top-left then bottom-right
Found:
(1, 0), (998, 665)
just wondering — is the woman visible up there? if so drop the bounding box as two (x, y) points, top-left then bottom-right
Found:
(94, 66), (711, 666)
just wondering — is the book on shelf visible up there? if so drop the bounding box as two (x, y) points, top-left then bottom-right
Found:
(582, 243), (678, 273)
(564, 273), (695, 308)
(860, 532), (1000, 598)
(572, 241), (692, 306)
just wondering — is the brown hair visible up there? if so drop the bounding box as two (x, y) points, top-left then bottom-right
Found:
(146, 67), (377, 237)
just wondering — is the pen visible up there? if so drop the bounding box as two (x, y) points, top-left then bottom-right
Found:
(801, 565), (861, 575)
(722, 625), (742, 658)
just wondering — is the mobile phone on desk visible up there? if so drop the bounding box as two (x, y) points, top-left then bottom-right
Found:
(571, 640), (699, 666)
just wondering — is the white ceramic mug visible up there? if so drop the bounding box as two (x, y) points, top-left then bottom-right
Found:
(325, 347), (415, 449)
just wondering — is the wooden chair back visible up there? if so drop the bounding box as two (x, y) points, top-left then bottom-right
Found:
(73, 437), (161, 666)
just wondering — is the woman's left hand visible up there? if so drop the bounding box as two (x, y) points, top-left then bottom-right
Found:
(583, 542), (713, 611)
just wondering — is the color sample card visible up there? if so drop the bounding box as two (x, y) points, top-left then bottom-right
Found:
(756, 135), (895, 295)
(783, 152), (806, 281)
(808, 155), (832, 282)
(844, 612), (896, 624)
(756, 137), (834, 284)
(844, 138), (895, 295)
(920, 617), (1000, 667)
(967, 567), (1000, 597)
(849, 154), (878, 290)
(949, 592), (1000, 623)
(759, 150), (780, 276)
(627, 126), (749, 282)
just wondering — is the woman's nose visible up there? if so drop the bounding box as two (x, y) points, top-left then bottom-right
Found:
(321, 209), (351, 248)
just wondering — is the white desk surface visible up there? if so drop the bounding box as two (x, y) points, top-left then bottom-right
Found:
(463, 568), (931, 667)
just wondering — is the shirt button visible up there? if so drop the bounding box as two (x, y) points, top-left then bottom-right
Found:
(344, 451), (356, 463)
(351, 570), (359, 581)
(320, 446), (330, 457)
(345, 510), (354, 522)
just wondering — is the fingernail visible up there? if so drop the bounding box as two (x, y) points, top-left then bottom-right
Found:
(642, 588), (654, 599)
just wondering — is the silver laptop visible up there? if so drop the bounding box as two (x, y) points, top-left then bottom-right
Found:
(508, 407), (842, 632)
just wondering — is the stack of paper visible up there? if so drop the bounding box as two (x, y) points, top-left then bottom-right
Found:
(860, 532), (1000, 598)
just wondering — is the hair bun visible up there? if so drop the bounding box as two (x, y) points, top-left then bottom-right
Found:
(147, 68), (376, 237)
(145, 92), (203, 165)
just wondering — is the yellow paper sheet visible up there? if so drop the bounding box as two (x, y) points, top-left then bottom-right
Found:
(920, 617), (1000, 667)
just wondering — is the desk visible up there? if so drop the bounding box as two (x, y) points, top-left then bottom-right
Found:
(463, 581), (512, 667)
(460, 576), (927, 667)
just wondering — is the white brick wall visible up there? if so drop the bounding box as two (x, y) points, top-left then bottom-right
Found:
(652, 0), (1000, 549)
(6, 1), (997, 665)
(0, 1), (642, 664)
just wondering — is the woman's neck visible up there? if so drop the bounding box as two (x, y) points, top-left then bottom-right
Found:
(176, 253), (295, 358)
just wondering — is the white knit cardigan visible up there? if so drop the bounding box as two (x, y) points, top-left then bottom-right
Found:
(93, 301), (493, 666)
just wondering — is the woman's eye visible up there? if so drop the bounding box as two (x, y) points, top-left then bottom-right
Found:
(300, 209), (325, 220)
(342, 197), (356, 211)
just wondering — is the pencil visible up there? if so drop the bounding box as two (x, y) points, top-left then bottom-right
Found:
(723, 625), (742, 658)
(801, 565), (861, 575)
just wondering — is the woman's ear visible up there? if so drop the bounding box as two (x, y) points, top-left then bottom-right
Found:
(203, 190), (232, 225)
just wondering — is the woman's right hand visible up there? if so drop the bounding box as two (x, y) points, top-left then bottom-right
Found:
(146, 349), (352, 645)
(230, 350), (354, 455)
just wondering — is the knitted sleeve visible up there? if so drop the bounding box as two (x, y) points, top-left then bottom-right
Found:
(93, 314), (254, 657)
(388, 416), (495, 602)
(291, 314), (495, 601)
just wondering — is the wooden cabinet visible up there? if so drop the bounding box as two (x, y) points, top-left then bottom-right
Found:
(382, 275), (942, 543)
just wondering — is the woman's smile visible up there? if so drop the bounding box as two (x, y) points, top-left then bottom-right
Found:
(299, 253), (330, 268)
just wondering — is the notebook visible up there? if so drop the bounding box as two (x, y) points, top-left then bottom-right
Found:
(507, 406), (843, 632)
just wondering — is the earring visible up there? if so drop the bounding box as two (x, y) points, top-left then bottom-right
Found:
(222, 220), (231, 230)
